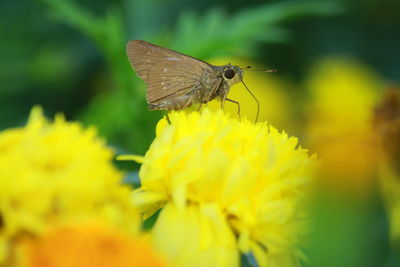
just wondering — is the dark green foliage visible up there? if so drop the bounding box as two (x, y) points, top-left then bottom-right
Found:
(172, 1), (344, 58)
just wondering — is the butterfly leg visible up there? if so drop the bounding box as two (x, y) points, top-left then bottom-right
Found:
(165, 113), (171, 124)
(197, 104), (203, 112)
(225, 98), (241, 120)
(220, 89), (229, 109)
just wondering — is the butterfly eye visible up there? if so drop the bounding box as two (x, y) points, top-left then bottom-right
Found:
(224, 69), (235, 79)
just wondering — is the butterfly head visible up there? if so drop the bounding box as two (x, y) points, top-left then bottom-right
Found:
(222, 64), (243, 86)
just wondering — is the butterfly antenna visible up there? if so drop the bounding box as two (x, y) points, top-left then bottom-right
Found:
(244, 68), (277, 72)
(241, 81), (260, 122)
(241, 65), (277, 72)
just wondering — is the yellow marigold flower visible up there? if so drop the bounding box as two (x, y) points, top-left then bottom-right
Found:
(130, 109), (314, 267)
(17, 223), (166, 267)
(151, 203), (238, 267)
(305, 57), (382, 191)
(0, 106), (138, 265)
(202, 58), (294, 130)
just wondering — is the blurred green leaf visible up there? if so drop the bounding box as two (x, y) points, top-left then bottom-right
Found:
(41, 0), (132, 93)
(41, 0), (103, 43)
(41, 0), (159, 154)
(306, 189), (388, 267)
(172, 1), (345, 59)
(142, 209), (160, 231)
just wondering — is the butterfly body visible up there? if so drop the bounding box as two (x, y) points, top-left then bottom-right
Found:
(126, 40), (243, 111)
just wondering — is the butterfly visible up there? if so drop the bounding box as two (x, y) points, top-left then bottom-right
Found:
(126, 40), (274, 121)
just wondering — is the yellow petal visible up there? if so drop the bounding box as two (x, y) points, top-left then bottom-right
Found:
(116, 154), (145, 163)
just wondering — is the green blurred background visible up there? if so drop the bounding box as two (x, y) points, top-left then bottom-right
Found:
(2, 0), (399, 154)
(1, 0), (400, 266)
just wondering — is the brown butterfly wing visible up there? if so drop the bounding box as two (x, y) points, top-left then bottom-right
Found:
(126, 40), (213, 104)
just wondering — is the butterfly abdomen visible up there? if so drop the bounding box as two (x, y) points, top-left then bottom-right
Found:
(148, 94), (196, 111)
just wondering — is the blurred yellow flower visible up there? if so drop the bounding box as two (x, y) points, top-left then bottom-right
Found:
(130, 109), (314, 267)
(18, 223), (166, 267)
(305, 57), (382, 190)
(0, 106), (138, 265)
(204, 58), (294, 131)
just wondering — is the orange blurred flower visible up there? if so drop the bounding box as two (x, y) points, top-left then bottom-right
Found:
(18, 224), (167, 267)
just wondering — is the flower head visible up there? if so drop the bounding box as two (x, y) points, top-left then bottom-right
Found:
(305, 58), (382, 190)
(0, 107), (138, 264)
(131, 109), (314, 267)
